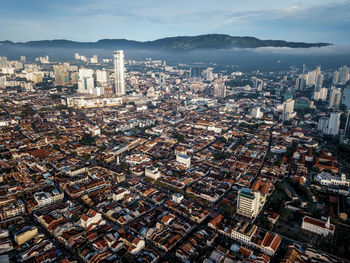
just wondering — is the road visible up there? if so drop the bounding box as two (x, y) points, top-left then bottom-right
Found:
(250, 123), (276, 188)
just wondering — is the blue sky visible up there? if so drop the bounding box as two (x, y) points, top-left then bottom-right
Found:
(1, 0), (349, 43)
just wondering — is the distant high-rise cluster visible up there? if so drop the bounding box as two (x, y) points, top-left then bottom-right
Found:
(114, 50), (126, 95)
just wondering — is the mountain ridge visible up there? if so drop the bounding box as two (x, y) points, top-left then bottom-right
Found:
(0, 34), (330, 50)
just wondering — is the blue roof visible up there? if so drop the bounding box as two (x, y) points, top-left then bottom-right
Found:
(178, 154), (189, 159)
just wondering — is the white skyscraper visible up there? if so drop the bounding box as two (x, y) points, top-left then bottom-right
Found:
(251, 107), (263, 119)
(316, 74), (324, 88)
(78, 77), (94, 94)
(91, 55), (98, 64)
(313, 87), (328, 101)
(306, 70), (316, 86)
(325, 112), (341, 136)
(328, 86), (342, 109)
(237, 188), (262, 219)
(114, 50), (125, 95)
(213, 84), (226, 98)
(295, 75), (306, 90)
(202, 68), (214, 81)
(96, 69), (109, 86)
(332, 71), (339, 85)
(339, 65), (349, 85)
(281, 98), (296, 122)
(79, 68), (94, 78)
(318, 117), (329, 132)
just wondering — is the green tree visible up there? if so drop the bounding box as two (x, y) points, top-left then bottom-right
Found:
(21, 106), (35, 116)
(79, 133), (95, 146)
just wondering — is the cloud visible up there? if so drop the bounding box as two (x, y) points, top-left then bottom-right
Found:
(249, 45), (350, 55)
(0, 0), (349, 43)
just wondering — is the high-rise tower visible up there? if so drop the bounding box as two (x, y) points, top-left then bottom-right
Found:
(113, 50), (125, 95)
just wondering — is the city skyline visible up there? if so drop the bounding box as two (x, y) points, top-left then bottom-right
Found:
(0, 0), (350, 44)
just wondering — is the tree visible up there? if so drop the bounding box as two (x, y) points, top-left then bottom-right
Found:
(218, 137), (227, 144)
(239, 137), (247, 145)
(339, 104), (347, 112)
(173, 132), (185, 142)
(222, 205), (235, 216)
(79, 133), (95, 146)
(214, 151), (230, 160)
(53, 144), (60, 151)
(21, 106), (35, 117)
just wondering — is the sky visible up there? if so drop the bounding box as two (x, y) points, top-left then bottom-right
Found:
(1, 0), (349, 44)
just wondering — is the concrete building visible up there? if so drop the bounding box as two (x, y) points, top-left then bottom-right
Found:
(332, 71), (339, 85)
(324, 112), (340, 136)
(112, 188), (130, 201)
(172, 193), (184, 204)
(176, 154), (191, 168)
(213, 84), (226, 98)
(295, 75), (306, 90)
(339, 65), (349, 85)
(301, 216), (334, 236)
(317, 116), (329, 132)
(78, 77), (94, 94)
(62, 94), (123, 109)
(315, 74), (324, 88)
(114, 50), (125, 95)
(145, 166), (162, 180)
(315, 172), (350, 187)
(88, 126), (101, 136)
(14, 226), (38, 245)
(251, 106), (263, 119)
(96, 69), (109, 86)
(328, 87), (342, 109)
(236, 188), (263, 219)
(281, 98), (296, 122)
(313, 87), (328, 101)
(53, 65), (70, 86)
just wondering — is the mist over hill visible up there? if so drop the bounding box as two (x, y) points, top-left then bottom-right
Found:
(0, 34), (348, 70)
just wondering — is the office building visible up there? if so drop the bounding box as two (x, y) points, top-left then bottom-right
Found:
(213, 84), (226, 98)
(332, 71), (339, 85)
(324, 112), (340, 136)
(78, 77), (94, 94)
(295, 75), (306, 90)
(53, 65), (70, 86)
(79, 68), (94, 79)
(251, 107), (263, 119)
(0, 57), (8, 68)
(190, 67), (201, 78)
(328, 87), (342, 109)
(306, 70), (316, 86)
(91, 55), (98, 64)
(317, 116), (329, 132)
(313, 87), (328, 101)
(339, 65), (349, 85)
(96, 69), (109, 86)
(316, 74), (324, 88)
(202, 68), (213, 81)
(281, 98), (296, 122)
(237, 188), (262, 219)
(114, 50), (125, 95)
